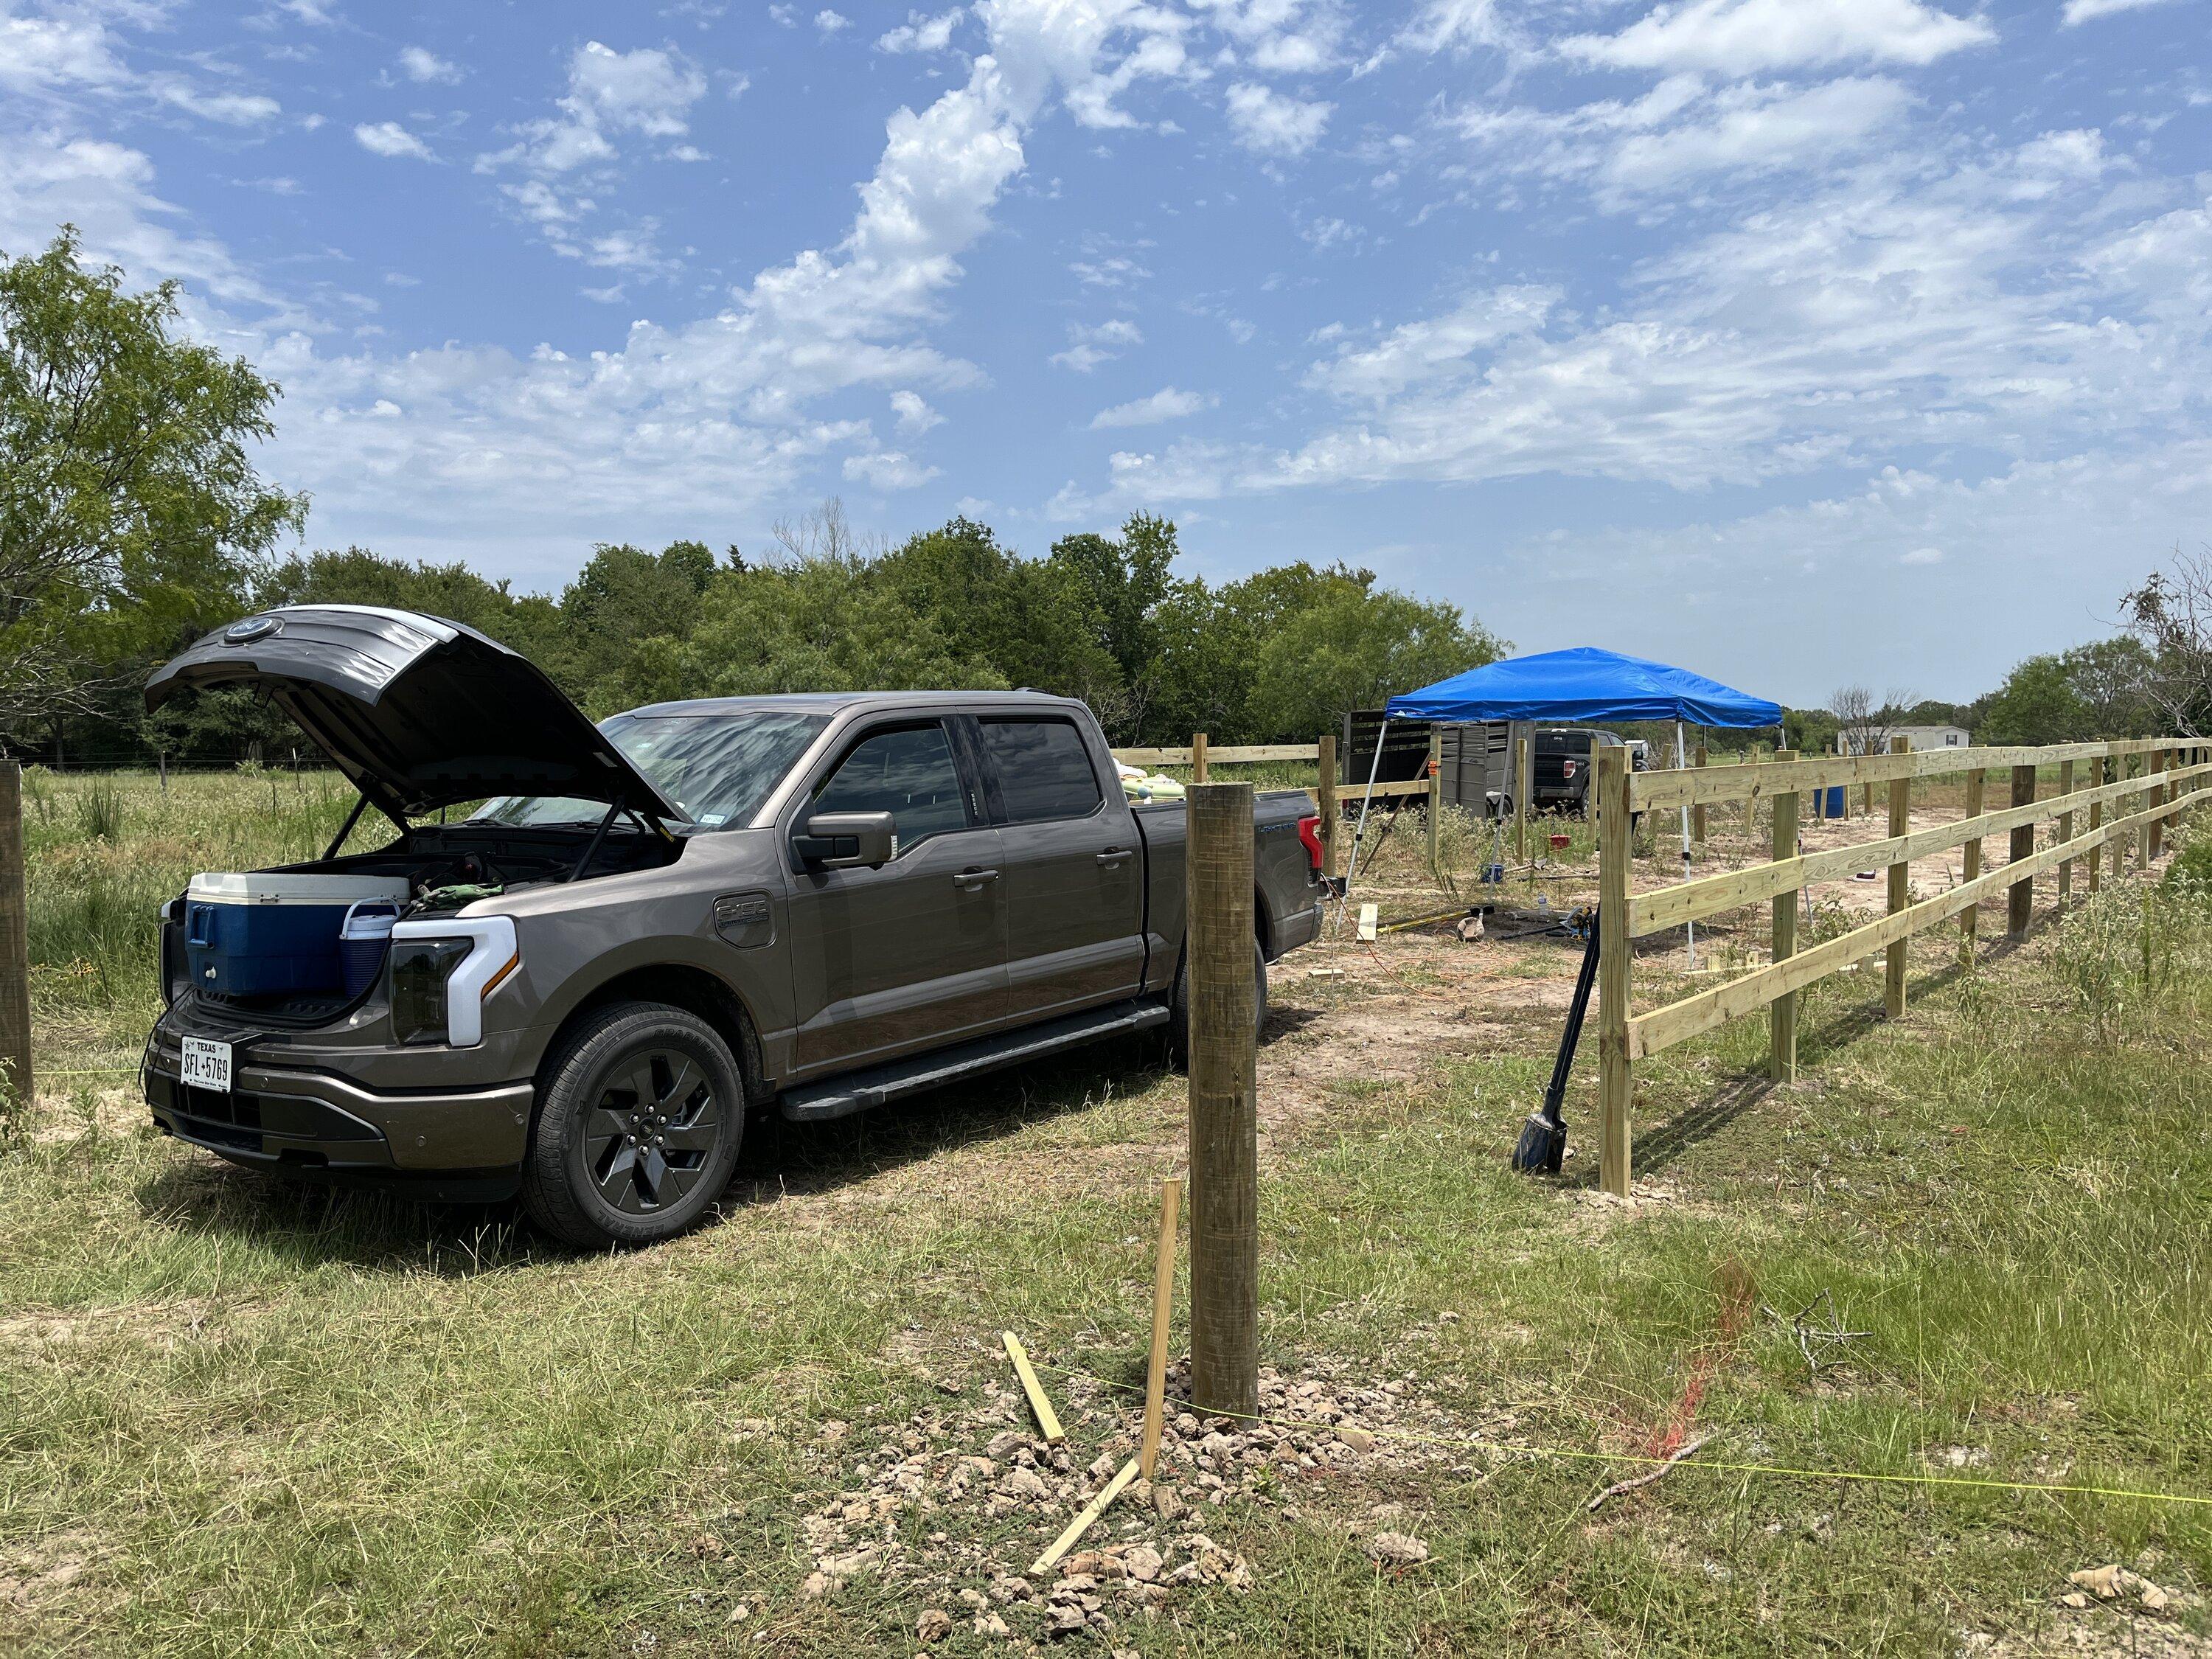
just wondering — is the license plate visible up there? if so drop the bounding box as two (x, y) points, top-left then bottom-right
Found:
(180, 1036), (232, 1093)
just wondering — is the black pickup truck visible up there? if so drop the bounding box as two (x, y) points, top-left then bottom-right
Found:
(1530, 728), (1649, 815)
(139, 607), (1326, 1246)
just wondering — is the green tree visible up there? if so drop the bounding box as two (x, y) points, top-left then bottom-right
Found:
(1245, 574), (1503, 742)
(0, 228), (305, 735)
(1978, 653), (2085, 745)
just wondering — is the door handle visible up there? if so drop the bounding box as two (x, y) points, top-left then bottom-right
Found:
(1096, 848), (1132, 866)
(953, 868), (1000, 887)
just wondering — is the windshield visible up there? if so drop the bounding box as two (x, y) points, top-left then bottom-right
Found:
(469, 709), (830, 830)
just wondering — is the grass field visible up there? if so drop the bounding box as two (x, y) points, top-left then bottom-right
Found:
(4, 767), (2211, 1655)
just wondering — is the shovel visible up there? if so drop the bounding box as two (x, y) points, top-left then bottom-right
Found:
(1513, 907), (1601, 1175)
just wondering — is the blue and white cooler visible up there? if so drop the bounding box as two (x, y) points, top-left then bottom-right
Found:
(184, 873), (412, 998)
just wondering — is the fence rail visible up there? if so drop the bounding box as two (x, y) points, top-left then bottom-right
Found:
(1595, 737), (2211, 1197)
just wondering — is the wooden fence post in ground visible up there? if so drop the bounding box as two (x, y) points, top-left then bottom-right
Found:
(2152, 748), (2172, 860)
(1886, 735), (1912, 1018)
(1693, 743), (1708, 844)
(1191, 732), (1209, 785)
(1426, 728), (1442, 878)
(1186, 779), (1257, 1420)
(0, 762), (30, 1133)
(2056, 759), (2075, 911)
(2087, 754), (2104, 894)
(2135, 751), (2152, 872)
(1514, 736), (1531, 875)
(1597, 746), (1633, 1198)
(1769, 750), (1799, 1083)
(1315, 734), (1338, 882)
(2008, 764), (2037, 939)
(1961, 768), (1986, 957)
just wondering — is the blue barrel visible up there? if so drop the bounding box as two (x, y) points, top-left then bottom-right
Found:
(1824, 785), (1846, 818)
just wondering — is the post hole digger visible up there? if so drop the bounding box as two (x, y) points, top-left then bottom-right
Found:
(1513, 905), (1601, 1175)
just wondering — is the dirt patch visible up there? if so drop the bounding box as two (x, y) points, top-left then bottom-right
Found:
(0, 1530), (100, 1614)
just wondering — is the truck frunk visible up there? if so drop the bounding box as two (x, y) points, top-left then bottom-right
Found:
(140, 606), (1326, 1246)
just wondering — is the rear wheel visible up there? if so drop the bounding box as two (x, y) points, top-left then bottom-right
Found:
(1166, 937), (1268, 1071)
(521, 1001), (745, 1248)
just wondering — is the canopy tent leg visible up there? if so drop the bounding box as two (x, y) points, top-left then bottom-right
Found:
(1677, 719), (1694, 970)
(1335, 716), (1391, 933)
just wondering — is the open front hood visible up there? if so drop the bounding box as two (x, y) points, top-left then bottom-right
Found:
(146, 605), (681, 822)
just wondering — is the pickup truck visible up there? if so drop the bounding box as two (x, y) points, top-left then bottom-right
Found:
(1530, 728), (1644, 815)
(139, 606), (1326, 1246)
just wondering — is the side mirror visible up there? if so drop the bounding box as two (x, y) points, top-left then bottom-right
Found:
(793, 810), (895, 870)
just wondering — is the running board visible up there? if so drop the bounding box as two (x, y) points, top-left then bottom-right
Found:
(779, 1000), (1172, 1123)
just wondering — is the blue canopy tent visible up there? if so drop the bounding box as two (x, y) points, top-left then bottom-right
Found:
(1343, 647), (1782, 961)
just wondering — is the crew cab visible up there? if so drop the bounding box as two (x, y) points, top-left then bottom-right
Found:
(1531, 728), (1645, 816)
(139, 607), (1326, 1245)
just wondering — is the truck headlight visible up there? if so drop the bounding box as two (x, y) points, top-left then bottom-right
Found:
(387, 916), (519, 1048)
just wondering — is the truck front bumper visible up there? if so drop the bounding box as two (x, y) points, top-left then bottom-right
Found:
(142, 1031), (533, 1197)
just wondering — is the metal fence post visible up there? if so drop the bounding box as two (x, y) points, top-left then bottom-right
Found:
(1597, 747), (1632, 1197)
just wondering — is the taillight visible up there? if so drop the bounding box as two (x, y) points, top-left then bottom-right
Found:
(1562, 759), (1578, 779)
(1297, 814), (1324, 869)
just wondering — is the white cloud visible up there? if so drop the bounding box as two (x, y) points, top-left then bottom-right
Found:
(399, 46), (463, 84)
(1562, 0), (1994, 74)
(159, 86), (283, 125)
(1070, 252), (1150, 286)
(1051, 316), (1144, 370)
(877, 8), (962, 52)
(890, 389), (944, 433)
(355, 120), (434, 161)
(0, 7), (125, 94)
(2062, 0), (2180, 20)
(843, 448), (939, 488)
(482, 41), (707, 177)
(1090, 386), (1217, 428)
(816, 9), (850, 33)
(1900, 546), (1944, 564)
(1223, 80), (1332, 156)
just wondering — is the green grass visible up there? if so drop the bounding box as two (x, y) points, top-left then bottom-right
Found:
(4, 772), (2210, 1654)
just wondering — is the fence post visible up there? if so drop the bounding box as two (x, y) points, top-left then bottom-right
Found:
(1769, 750), (1799, 1083)
(2087, 753), (2104, 894)
(2056, 759), (2075, 911)
(2151, 747), (2171, 860)
(0, 762), (31, 1133)
(1693, 743), (1708, 844)
(1186, 779), (1257, 1420)
(1514, 736), (1532, 880)
(1960, 767), (1986, 957)
(1426, 728), (1442, 879)
(1316, 734), (1338, 882)
(2135, 751), (2152, 871)
(1885, 736), (1912, 1018)
(1191, 732), (1209, 785)
(2008, 763), (2037, 939)
(1597, 746), (1632, 1198)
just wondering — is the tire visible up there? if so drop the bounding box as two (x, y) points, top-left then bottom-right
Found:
(521, 1001), (747, 1248)
(1167, 937), (1269, 1071)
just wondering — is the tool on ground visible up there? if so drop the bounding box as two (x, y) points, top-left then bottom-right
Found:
(1513, 905), (1601, 1175)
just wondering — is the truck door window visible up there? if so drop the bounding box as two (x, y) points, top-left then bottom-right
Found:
(977, 717), (1104, 824)
(813, 722), (971, 854)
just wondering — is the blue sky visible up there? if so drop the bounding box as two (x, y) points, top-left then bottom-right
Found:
(4, 0), (2209, 704)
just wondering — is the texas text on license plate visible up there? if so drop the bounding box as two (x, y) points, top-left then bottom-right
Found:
(180, 1035), (232, 1093)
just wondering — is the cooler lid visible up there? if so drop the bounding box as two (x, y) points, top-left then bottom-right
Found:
(147, 606), (681, 821)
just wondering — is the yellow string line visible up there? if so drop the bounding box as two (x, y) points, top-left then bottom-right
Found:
(1023, 1357), (2212, 1511)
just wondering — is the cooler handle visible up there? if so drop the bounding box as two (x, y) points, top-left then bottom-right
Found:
(185, 902), (216, 947)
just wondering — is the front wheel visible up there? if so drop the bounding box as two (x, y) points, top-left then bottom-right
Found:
(521, 1001), (747, 1248)
(1167, 938), (1268, 1071)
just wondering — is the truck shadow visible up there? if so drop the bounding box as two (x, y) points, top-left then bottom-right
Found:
(132, 1018), (1308, 1270)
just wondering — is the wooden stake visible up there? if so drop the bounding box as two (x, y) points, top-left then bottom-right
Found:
(1768, 751), (1799, 1083)
(1002, 1332), (1064, 1444)
(1885, 736), (1911, 1017)
(1191, 731), (1209, 785)
(1316, 734), (1338, 882)
(1596, 745), (1632, 1197)
(1426, 729), (1443, 878)
(1186, 780), (1257, 1419)
(0, 762), (30, 1131)
(1141, 1177), (1181, 1482)
(2007, 763), (2037, 939)
(1029, 1456), (1141, 1576)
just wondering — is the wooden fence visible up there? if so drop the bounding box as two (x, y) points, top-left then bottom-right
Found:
(1593, 737), (2212, 1196)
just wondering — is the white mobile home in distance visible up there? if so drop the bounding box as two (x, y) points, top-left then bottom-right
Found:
(1841, 725), (1971, 755)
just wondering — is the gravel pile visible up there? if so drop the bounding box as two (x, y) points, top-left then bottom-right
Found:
(789, 1354), (1477, 1642)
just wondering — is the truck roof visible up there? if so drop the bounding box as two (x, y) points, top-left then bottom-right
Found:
(620, 689), (1088, 719)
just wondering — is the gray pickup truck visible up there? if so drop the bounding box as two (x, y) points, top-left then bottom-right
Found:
(139, 606), (1326, 1246)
